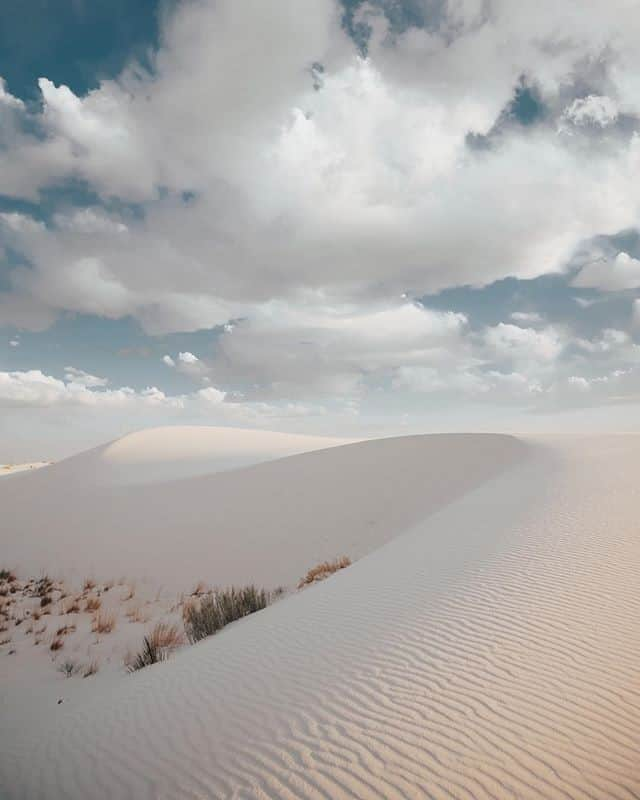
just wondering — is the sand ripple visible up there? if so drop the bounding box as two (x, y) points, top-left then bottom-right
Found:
(3, 435), (640, 798)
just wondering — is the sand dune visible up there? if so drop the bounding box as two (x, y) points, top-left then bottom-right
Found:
(0, 431), (524, 589)
(24, 425), (352, 486)
(3, 434), (640, 799)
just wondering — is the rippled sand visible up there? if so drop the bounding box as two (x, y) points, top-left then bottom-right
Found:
(2, 434), (639, 799)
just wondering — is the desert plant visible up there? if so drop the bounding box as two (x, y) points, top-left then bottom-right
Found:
(40, 595), (52, 608)
(125, 603), (150, 624)
(58, 660), (81, 678)
(33, 576), (53, 598)
(64, 600), (81, 614)
(92, 610), (116, 634)
(297, 556), (351, 588)
(83, 578), (96, 592)
(84, 595), (101, 612)
(183, 586), (273, 644)
(50, 638), (64, 651)
(0, 569), (16, 582)
(126, 623), (182, 672)
(83, 659), (99, 678)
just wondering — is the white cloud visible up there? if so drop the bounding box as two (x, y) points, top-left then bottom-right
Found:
(0, 369), (182, 409)
(9, 338), (19, 347)
(2, 1), (640, 429)
(561, 95), (619, 129)
(573, 252), (640, 291)
(1, 0), (640, 339)
(510, 311), (543, 325)
(63, 366), (109, 388)
(483, 323), (564, 364)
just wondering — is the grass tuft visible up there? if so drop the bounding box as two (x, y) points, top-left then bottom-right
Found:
(58, 659), (81, 678)
(92, 610), (116, 634)
(127, 622), (183, 672)
(84, 595), (101, 612)
(183, 586), (273, 644)
(297, 556), (351, 588)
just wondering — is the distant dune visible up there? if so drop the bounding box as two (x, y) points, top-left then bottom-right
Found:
(0, 428), (523, 589)
(3, 432), (640, 799)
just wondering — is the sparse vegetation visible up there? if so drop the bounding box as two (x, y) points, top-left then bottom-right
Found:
(58, 660), (81, 678)
(33, 576), (53, 598)
(127, 622), (184, 672)
(92, 610), (116, 634)
(83, 578), (96, 592)
(125, 603), (150, 623)
(83, 659), (99, 678)
(50, 638), (64, 652)
(297, 556), (351, 588)
(0, 569), (16, 582)
(183, 586), (274, 644)
(84, 595), (101, 612)
(56, 624), (76, 637)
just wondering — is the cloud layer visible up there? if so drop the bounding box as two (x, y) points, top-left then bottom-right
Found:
(1, 0), (639, 440)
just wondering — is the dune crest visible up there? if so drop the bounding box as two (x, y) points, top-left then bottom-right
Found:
(0, 432), (526, 589)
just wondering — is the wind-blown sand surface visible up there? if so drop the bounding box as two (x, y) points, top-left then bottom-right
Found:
(2, 433), (640, 798)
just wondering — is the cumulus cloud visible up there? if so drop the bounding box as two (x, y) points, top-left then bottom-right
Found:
(561, 95), (619, 129)
(1, 0), (640, 337)
(2, 0), (640, 429)
(63, 366), (109, 388)
(0, 369), (182, 409)
(573, 252), (640, 291)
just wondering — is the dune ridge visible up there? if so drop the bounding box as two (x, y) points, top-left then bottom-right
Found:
(0, 431), (525, 589)
(3, 435), (640, 798)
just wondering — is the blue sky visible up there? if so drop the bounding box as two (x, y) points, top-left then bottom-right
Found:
(1, 0), (639, 459)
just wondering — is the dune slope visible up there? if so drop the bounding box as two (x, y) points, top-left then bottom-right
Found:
(3, 435), (640, 798)
(1, 432), (525, 589)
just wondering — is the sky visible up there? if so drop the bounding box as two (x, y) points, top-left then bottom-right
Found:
(1, 0), (640, 460)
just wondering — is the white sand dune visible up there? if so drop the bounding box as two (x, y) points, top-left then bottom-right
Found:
(27, 425), (352, 486)
(3, 433), (640, 799)
(0, 430), (523, 590)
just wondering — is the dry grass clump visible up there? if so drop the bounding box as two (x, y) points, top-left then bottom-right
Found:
(64, 599), (81, 614)
(58, 658), (100, 678)
(50, 638), (64, 652)
(92, 610), (116, 634)
(84, 595), (101, 612)
(33, 576), (53, 598)
(83, 578), (96, 592)
(183, 586), (273, 644)
(127, 622), (184, 672)
(0, 569), (16, 582)
(58, 659), (81, 677)
(56, 624), (76, 637)
(125, 603), (150, 624)
(83, 659), (99, 678)
(191, 580), (208, 596)
(297, 556), (352, 588)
